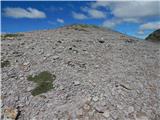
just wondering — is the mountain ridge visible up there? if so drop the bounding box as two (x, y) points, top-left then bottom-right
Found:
(1, 24), (160, 120)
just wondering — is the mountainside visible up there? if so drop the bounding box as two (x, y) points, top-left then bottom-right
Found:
(145, 29), (160, 41)
(1, 25), (160, 120)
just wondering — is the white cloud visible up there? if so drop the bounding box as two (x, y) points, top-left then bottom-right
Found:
(102, 18), (140, 29)
(112, 1), (159, 18)
(102, 19), (121, 28)
(81, 7), (106, 19)
(92, 1), (159, 28)
(91, 1), (111, 8)
(3, 7), (46, 19)
(57, 18), (64, 23)
(92, 1), (159, 19)
(88, 9), (106, 19)
(136, 21), (160, 38)
(139, 21), (160, 32)
(137, 31), (144, 35)
(72, 12), (88, 20)
(121, 18), (140, 23)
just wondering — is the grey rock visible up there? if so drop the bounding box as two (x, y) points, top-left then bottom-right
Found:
(76, 108), (83, 116)
(92, 96), (99, 102)
(27, 87), (33, 92)
(128, 106), (134, 113)
(102, 110), (110, 118)
(94, 104), (105, 113)
(83, 104), (90, 111)
(73, 81), (80, 86)
(52, 55), (59, 60)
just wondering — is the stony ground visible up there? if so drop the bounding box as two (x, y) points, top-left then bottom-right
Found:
(1, 26), (160, 120)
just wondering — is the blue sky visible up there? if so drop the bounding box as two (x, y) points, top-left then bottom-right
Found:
(1, 1), (160, 39)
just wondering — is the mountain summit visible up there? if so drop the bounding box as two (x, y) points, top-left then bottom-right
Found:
(1, 25), (160, 120)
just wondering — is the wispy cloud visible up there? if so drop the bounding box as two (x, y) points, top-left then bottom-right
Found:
(81, 6), (106, 19)
(57, 18), (64, 23)
(139, 21), (160, 33)
(91, 1), (110, 8)
(121, 18), (140, 23)
(102, 19), (121, 28)
(72, 11), (88, 20)
(111, 1), (159, 18)
(92, 1), (159, 19)
(102, 18), (140, 29)
(88, 9), (106, 19)
(3, 7), (46, 19)
(91, 1), (159, 31)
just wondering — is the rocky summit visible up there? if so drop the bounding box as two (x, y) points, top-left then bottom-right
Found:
(1, 25), (160, 120)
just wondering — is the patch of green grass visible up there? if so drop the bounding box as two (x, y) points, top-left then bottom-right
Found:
(72, 24), (100, 28)
(1, 60), (10, 68)
(27, 71), (56, 96)
(69, 24), (100, 31)
(79, 24), (100, 28)
(1, 33), (24, 40)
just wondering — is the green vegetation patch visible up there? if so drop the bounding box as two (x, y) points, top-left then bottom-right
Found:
(1, 60), (10, 68)
(73, 24), (100, 28)
(69, 24), (100, 31)
(27, 71), (56, 96)
(145, 29), (160, 42)
(1, 33), (24, 40)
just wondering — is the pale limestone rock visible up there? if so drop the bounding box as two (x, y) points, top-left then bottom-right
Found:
(92, 96), (99, 102)
(102, 110), (110, 118)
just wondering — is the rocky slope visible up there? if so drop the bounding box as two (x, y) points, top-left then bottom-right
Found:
(145, 29), (160, 42)
(1, 25), (160, 120)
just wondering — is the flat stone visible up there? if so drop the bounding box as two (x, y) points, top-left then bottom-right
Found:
(101, 37), (104, 40)
(53, 55), (59, 60)
(83, 104), (90, 111)
(135, 112), (148, 120)
(128, 106), (134, 113)
(117, 104), (125, 110)
(102, 110), (110, 118)
(94, 105), (104, 113)
(46, 53), (51, 57)
(27, 87), (33, 92)
(59, 85), (64, 90)
(15, 96), (19, 101)
(23, 62), (30, 66)
(88, 110), (95, 117)
(43, 56), (47, 60)
(92, 96), (99, 102)
(73, 81), (80, 86)
(76, 108), (83, 116)
(85, 96), (92, 102)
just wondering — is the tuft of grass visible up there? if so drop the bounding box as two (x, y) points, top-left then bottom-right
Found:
(69, 24), (100, 31)
(1, 33), (24, 40)
(27, 71), (56, 96)
(72, 24), (100, 28)
(1, 60), (10, 68)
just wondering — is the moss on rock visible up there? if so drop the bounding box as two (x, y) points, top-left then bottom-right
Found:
(27, 71), (56, 96)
